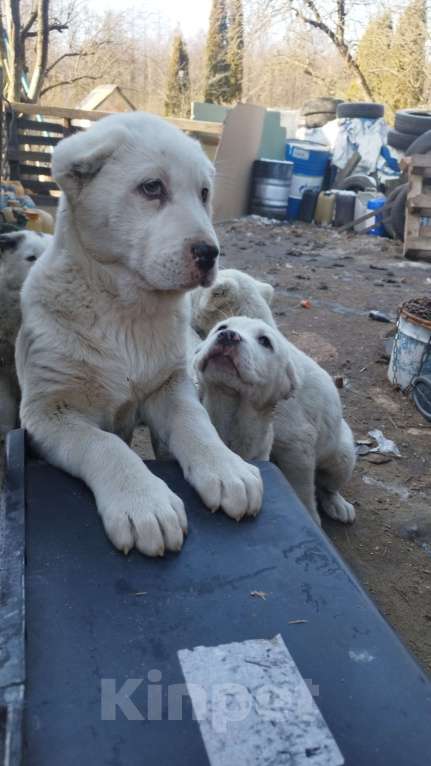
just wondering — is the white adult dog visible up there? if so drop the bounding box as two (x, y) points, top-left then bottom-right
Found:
(0, 230), (50, 434)
(194, 316), (356, 526)
(16, 113), (262, 556)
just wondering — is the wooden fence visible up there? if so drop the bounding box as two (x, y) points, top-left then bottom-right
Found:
(6, 102), (223, 208)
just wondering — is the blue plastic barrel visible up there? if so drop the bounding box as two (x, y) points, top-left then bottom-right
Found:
(367, 197), (386, 236)
(285, 140), (331, 220)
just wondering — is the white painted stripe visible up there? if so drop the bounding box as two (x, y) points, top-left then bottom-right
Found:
(178, 634), (344, 766)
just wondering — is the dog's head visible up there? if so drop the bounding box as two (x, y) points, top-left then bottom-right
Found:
(52, 112), (219, 291)
(194, 316), (297, 409)
(191, 268), (275, 336)
(0, 230), (50, 283)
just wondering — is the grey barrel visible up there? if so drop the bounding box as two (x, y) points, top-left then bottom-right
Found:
(249, 159), (293, 220)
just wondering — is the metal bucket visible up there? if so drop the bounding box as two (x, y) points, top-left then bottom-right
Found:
(249, 159), (293, 220)
(388, 308), (431, 390)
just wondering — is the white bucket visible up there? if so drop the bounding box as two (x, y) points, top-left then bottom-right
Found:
(388, 312), (431, 390)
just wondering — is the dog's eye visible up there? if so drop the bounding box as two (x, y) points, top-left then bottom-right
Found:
(26, 255), (37, 262)
(138, 179), (165, 199)
(217, 324), (228, 332)
(201, 187), (209, 204)
(258, 335), (273, 350)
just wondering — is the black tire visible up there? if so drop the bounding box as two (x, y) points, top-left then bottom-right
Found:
(395, 109), (431, 136)
(305, 112), (334, 128)
(337, 102), (384, 120)
(339, 173), (377, 192)
(302, 97), (339, 116)
(390, 184), (408, 241)
(406, 129), (431, 155)
(387, 128), (416, 151)
(384, 185), (405, 238)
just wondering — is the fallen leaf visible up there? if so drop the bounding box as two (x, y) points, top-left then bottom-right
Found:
(300, 299), (311, 309)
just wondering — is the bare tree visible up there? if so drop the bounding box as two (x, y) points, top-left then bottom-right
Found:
(1, 0), (109, 102)
(260, 0), (375, 99)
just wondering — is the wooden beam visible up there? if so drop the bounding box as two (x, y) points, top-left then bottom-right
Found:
(10, 102), (223, 138)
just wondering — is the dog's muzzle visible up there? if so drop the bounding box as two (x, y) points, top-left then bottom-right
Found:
(191, 242), (219, 273)
(217, 329), (242, 346)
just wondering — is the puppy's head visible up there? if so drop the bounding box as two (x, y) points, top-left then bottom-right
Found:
(52, 112), (219, 292)
(191, 268), (275, 336)
(194, 316), (297, 408)
(0, 230), (49, 282)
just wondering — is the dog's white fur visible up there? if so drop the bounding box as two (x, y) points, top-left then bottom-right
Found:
(0, 230), (49, 433)
(16, 112), (262, 556)
(191, 268), (275, 336)
(195, 316), (356, 525)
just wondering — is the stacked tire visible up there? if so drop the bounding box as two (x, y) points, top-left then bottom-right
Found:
(302, 97), (341, 129)
(387, 110), (431, 154)
(336, 102), (384, 120)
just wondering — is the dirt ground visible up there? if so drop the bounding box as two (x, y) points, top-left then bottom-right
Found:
(206, 216), (430, 674)
(1, 216), (430, 675)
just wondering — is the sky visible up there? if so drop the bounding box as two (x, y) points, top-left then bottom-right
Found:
(91, 0), (214, 37)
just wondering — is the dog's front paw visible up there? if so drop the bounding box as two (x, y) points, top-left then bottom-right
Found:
(319, 490), (355, 524)
(186, 451), (263, 520)
(99, 477), (188, 556)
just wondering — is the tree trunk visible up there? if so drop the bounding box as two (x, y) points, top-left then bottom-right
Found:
(4, 0), (22, 101)
(27, 0), (49, 102)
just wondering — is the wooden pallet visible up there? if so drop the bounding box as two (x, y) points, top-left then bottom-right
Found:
(403, 154), (431, 261)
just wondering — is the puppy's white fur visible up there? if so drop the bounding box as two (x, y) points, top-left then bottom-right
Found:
(0, 230), (48, 433)
(191, 268), (275, 336)
(16, 112), (262, 557)
(195, 316), (356, 525)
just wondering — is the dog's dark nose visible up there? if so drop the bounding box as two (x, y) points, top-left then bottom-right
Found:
(218, 329), (241, 345)
(191, 242), (219, 272)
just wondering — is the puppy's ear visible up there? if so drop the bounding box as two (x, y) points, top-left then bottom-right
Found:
(256, 279), (274, 305)
(52, 123), (128, 198)
(281, 355), (299, 400)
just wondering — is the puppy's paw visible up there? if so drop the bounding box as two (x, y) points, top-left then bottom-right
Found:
(99, 477), (187, 556)
(319, 490), (355, 524)
(186, 451), (263, 520)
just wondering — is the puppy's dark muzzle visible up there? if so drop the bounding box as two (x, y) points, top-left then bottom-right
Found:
(191, 242), (219, 273)
(217, 329), (242, 346)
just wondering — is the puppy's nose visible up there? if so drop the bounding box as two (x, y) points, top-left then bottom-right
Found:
(218, 329), (242, 346)
(191, 242), (219, 272)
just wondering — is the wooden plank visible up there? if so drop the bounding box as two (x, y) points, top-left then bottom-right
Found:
(17, 133), (61, 146)
(17, 117), (65, 134)
(21, 179), (59, 193)
(408, 193), (431, 209)
(18, 150), (52, 163)
(10, 101), (223, 138)
(19, 164), (52, 177)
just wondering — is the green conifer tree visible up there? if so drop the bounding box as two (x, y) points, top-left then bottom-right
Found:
(390, 0), (427, 111)
(164, 33), (191, 118)
(227, 0), (244, 102)
(204, 0), (231, 104)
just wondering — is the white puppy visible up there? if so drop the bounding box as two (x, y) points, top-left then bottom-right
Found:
(16, 112), (262, 557)
(191, 267), (275, 337)
(195, 316), (356, 525)
(0, 230), (49, 433)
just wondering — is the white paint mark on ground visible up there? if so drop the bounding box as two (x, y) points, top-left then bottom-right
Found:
(178, 634), (344, 766)
(349, 649), (375, 664)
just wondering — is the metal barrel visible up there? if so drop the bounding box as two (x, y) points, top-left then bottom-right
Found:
(248, 159), (293, 220)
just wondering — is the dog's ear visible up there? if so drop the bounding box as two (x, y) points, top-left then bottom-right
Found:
(280, 351), (298, 400)
(52, 122), (128, 198)
(256, 279), (274, 305)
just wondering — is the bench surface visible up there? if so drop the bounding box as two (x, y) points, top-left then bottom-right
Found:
(2, 429), (431, 765)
